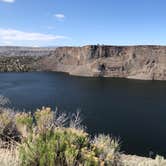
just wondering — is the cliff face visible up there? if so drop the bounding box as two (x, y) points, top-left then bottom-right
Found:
(40, 45), (166, 80)
(1, 45), (166, 80)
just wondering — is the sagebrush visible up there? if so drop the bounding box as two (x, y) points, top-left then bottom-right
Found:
(0, 99), (121, 166)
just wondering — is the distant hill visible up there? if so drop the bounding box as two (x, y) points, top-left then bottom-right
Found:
(0, 46), (56, 57)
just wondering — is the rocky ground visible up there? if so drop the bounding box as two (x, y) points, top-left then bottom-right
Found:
(121, 154), (166, 166)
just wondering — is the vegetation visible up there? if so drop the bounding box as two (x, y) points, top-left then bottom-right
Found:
(0, 97), (121, 166)
(0, 96), (165, 166)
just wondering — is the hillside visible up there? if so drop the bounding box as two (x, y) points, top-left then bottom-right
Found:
(1, 45), (166, 80)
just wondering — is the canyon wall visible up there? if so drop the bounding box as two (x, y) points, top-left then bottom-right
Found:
(40, 45), (166, 80)
(1, 45), (166, 80)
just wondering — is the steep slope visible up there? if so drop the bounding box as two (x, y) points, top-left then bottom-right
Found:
(40, 45), (166, 80)
(1, 45), (166, 80)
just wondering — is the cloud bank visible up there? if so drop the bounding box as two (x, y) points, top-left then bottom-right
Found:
(0, 28), (66, 42)
(0, 28), (68, 46)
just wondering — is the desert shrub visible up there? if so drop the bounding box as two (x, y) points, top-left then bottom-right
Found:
(69, 111), (82, 129)
(0, 96), (20, 144)
(18, 108), (121, 166)
(92, 134), (121, 165)
(19, 128), (89, 166)
(18, 108), (89, 166)
(15, 112), (33, 138)
(34, 107), (55, 134)
(0, 108), (20, 144)
(0, 97), (122, 166)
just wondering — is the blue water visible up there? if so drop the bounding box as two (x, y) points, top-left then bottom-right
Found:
(0, 72), (166, 157)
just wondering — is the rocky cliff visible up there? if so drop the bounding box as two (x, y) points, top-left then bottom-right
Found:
(40, 45), (166, 80)
(1, 45), (166, 80)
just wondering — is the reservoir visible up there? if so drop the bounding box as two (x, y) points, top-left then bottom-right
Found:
(0, 72), (166, 157)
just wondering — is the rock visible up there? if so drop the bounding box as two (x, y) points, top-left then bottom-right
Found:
(40, 45), (166, 80)
(1, 45), (166, 80)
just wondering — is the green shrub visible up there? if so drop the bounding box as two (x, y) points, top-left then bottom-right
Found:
(19, 128), (88, 166)
(15, 112), (33, 138)
(18, 108), (121, 166)
(0, 97), (122, 166)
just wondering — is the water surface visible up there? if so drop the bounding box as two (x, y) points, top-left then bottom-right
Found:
(0, 72), (166, 157)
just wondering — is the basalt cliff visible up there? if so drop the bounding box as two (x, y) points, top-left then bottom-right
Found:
(1, 45), (166, 80)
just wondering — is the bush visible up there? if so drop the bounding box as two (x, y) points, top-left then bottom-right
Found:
(0, 96), (121, 166)
(18, 107), (121, 166)
(19, 128), (88, 166)
(15, 112), (33, 138)
(92, 134), (121, 165)
(0, 108), (20, 144)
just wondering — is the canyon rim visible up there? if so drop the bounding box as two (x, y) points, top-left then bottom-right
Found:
(1, 45), (166, 80)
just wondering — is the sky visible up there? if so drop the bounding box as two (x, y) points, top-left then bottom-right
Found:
(0, 0), (166, 46)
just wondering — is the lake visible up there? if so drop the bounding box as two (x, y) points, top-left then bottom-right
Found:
(0, 72), (166, 157)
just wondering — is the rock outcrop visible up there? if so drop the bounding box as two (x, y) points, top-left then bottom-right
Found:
(40, 45), (166, 80)
(1, 45), (166, 80)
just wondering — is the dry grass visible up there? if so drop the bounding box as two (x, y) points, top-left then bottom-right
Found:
(0, 147), (165, 166)
(122, 154), (166, 166)
(0, 142), (19, 166)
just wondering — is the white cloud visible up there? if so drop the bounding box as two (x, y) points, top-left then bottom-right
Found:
(32, 45), (39, 48)
(54, 14), (65, 20)
(0, 0), (15, 3)
(0, 28), (66, 42)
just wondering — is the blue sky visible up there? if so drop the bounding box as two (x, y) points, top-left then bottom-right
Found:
(0, 0), (165, 46)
